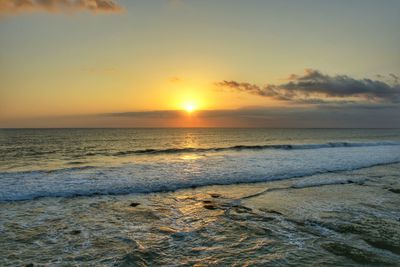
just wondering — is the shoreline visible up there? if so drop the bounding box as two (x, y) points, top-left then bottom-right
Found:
(1, 163), (400, 266)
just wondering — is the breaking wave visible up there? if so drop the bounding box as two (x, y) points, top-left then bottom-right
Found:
(1, 141), (400, 202)
(107, 141), (400, 156)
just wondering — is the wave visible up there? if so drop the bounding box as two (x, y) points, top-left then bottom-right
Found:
(4, 141), (398, 160)
(1, 143), (400, 202)
(111, 141), (400, 156)
(1, 161), (399, 203)
(0, 165), (98, 175)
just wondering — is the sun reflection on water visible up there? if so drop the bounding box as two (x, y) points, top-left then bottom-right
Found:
(180, 154), (203, 160)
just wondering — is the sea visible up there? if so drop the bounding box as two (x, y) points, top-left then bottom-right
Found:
(1, 128), (400, 201)
(1, 128), (400, 266)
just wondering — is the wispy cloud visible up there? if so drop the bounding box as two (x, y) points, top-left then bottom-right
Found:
(0, 0), (123, 15)
(169, 76), (182, 83)
(216, 69), (400, 104)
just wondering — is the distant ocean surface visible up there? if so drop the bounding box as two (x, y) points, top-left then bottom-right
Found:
(1, 128), (400, 201)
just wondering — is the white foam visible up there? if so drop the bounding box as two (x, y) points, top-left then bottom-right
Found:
(1, 144), (400, 201)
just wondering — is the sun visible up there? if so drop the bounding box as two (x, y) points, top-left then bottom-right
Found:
(183, 102), (197, 113)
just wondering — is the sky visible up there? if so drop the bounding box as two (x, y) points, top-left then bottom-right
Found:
(0, 0), (399, 128)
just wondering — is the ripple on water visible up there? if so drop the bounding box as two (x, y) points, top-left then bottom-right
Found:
(1, 164), (400, 266)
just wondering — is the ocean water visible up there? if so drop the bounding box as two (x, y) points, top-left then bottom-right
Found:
(1, 128), (400, 201)
(1, 128), (400, 266)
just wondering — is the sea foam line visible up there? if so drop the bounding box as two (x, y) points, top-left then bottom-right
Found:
(109, 141), (400, 156)
(1, 144), (400, 202)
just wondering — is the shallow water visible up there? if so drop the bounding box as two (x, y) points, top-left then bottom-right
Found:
(1, 129), (400, 265)
(1, 163), (400, 266)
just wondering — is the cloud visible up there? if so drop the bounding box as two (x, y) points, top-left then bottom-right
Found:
(216, 69), (400, 104)
(0, 0), (123, 15)
(2, 104), (400, 128)
(169, 76), (182, 83)
(389, 73), (399, 84)
(106, 105), (400, 128)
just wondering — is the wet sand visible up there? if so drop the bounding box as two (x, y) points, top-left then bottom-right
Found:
(1, 163), (400, 266)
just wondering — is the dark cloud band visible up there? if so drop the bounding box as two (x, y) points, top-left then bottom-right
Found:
(217, 69), (400, 104)
(3, 105), (399, 128)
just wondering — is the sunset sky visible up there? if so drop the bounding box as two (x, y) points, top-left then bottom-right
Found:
(0, 0), (399, 127)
